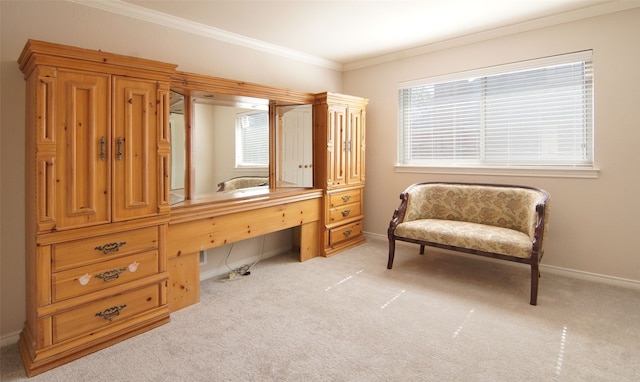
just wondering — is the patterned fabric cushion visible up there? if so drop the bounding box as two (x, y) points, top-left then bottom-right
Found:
(394, 219), (533, 258)
(218, 177), (268, 191)
(403, 184), (542, 239)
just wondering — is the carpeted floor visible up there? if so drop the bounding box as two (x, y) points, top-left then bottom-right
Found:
(2, 236), (640, 381)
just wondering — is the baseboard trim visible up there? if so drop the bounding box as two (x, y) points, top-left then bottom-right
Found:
(1, 329), (21, 349)
(364, 232), (640, 290)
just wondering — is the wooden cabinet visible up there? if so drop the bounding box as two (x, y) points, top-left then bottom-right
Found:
(39, 70), (164, 231)
(18, 40), (176, 377)
(30, 67), (168, 232)
(15, 40), (361, 376)
(314, 93), (368, 256)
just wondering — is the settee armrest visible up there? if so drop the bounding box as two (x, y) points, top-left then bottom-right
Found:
(387, 190), (410, 241)
(531, 199), (550, 261)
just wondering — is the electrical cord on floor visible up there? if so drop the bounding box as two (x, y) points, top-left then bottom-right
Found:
(244, 234), (266, 275)
(218, 235), (266, 281)
(224, 242), (235, 273)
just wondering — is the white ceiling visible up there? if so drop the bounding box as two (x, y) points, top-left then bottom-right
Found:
(107, 1), (636, 69)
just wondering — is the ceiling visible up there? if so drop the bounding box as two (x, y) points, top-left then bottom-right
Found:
(115, 0), (631, 68)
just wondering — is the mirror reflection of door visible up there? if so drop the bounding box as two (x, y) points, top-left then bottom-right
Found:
(277, 104), (313, 187)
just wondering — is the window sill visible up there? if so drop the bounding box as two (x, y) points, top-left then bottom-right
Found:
(394, 165), (600, 179)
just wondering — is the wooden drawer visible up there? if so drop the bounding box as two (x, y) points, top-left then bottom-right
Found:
(329, 202), (361, 223)
(52, 250), (159, 302)
(329, 221), (362, 246)
(328, 189), (361, 208)
(52, 283), (162, 344)
(52, 227), (159, 272)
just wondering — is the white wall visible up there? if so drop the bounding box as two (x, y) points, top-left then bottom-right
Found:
(0, 0), (341, 341)
(343, 9), (640, 282)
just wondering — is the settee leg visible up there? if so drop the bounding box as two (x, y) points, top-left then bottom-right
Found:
(530, 263), (540, 305)
(387, 238), (396, 269)
(419, 245), (425, 255)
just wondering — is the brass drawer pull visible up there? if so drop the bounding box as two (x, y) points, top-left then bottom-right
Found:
(95, 267), (127, 282)
(341, 195), (351, 202)
(100, 136), (106, 161)
(342, 209), (351, 217)
(95, 304), (127, 320)
(343, 230), (352, 237)
(117, 137), (124, 160)
(95, 241), (126, 254)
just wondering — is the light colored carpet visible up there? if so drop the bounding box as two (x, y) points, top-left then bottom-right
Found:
(2, 236), (640, 381)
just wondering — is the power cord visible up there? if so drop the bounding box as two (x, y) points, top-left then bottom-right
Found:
(219, 235), (266, 281)
(244, 234), (266, 275)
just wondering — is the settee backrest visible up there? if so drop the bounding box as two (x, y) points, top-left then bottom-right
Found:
(217, 176), (269, 192)
(403, 183), (548, 239)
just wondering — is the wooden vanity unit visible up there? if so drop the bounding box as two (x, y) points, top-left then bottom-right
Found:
(17, 40), (366, 376)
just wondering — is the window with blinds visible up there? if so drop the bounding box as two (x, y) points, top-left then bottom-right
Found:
(398, 51), (593, 169)
(236, 111), (269, 167)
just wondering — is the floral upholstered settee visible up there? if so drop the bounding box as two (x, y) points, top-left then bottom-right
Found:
(387, 182), (550, 305)
(217, 176), (269, 192)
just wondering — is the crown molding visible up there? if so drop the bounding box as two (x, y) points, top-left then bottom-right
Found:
(344, 0), (640, 71)
(68, 0), (640, 73)
(67, 0), (344, 71)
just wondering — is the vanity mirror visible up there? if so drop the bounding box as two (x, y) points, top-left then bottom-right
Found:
(169, 83), (314, 205)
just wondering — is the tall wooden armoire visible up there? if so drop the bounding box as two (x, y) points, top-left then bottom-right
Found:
(17, 40), (175, 377)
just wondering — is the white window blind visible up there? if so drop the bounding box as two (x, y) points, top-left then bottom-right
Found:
(236, 111), (269, 167)
(398, 51), (593, 168)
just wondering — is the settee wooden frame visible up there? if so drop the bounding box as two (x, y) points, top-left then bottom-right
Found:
(387, 182), (550, 305)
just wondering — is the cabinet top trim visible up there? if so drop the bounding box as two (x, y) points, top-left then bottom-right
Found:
(172, 70), (316, 105)
(314, 92), (369, 106)
(18, 39), (178, 78)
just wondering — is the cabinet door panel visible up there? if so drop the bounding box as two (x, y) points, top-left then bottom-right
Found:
(112, 77), (158, 221)
(327, 105), (347, 187)
(55, 70), (110, 230)
(347, 107), (365, 185)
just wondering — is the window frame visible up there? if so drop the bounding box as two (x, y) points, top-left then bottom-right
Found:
(395, 51), (598, 178)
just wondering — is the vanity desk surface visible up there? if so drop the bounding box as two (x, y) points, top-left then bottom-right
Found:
(169, 187), (322, 256)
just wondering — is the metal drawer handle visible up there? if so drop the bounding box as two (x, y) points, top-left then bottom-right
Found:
(343, 230), (352, 237)
(95, 304), (126, 320)
(341, 195), (351, 202)
(117, 137), (124, 160)
(95, 267), (127, 282)
(100, 136), (106, 161)
(342, 210), (351, 217)
(95, 241), (126, 254)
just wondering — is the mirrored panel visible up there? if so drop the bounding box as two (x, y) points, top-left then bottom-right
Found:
(192, 94), (270, 197)
(275, 104), (313, 187)
(169, 87), (315, 204)
(170, 91), (186, 204)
